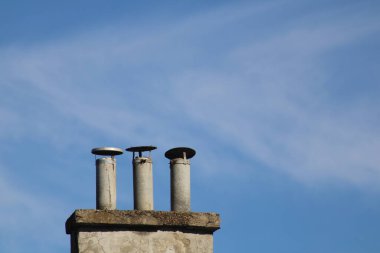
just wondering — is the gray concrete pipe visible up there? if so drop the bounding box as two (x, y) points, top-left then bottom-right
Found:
(170, 158), (191, 211)
(126, 146), (157, 211)
(96, 157), (117, 210)
(91, 147), (123, 210)
(133, 157), (154, 210)
(165, 147), (196, 212)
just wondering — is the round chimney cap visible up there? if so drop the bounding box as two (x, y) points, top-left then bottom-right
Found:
(91, 147), (124, 156)
(126, 146), (157, 152)
(165, 147), (196, 160)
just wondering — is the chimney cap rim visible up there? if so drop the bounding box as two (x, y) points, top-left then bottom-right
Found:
(91, 147), (124, 156)
(126, 145), (157, 152)
(165, 147), (196, 160)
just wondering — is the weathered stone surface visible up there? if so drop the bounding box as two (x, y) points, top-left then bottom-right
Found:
(66, 210), (220, 234)
(77, 230), (213, 253)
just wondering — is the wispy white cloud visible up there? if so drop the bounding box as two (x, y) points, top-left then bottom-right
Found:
(0, 0), (379, 190)
(172, 4), (380, 186)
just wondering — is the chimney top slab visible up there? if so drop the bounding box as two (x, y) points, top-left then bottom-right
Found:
(66, 209), (220, 234)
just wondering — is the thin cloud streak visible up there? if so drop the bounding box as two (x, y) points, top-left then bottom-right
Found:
(176, 16), (380, 185)
(0, 1), (379, 188)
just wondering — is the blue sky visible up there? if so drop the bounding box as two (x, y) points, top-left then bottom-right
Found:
(0, 0), (380, 252)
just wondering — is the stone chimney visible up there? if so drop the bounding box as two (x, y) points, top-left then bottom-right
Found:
(65, 146), (220, 253)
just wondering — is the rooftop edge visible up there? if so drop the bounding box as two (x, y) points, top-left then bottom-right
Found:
(65, 209), (220, 234)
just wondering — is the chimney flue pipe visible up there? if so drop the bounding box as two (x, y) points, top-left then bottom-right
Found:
(165, 147), (196, 212)
(126, 146), (156, 210)
(91, 147), (123, 210)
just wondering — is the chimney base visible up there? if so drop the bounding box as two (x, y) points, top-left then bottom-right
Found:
(66, 209), (220, 253)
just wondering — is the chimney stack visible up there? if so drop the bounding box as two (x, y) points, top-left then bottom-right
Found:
(126, 146), (156, 210)
(67, 145), (219, 253)
(165, 147), (196, 212)
(91, 147), (123, 210)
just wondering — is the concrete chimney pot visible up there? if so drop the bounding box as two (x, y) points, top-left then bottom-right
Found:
(126, 146), (156, 211)
(165, 147), (196, 212)
(170, 157), (191, 211)
(91, 147), (123, 210)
